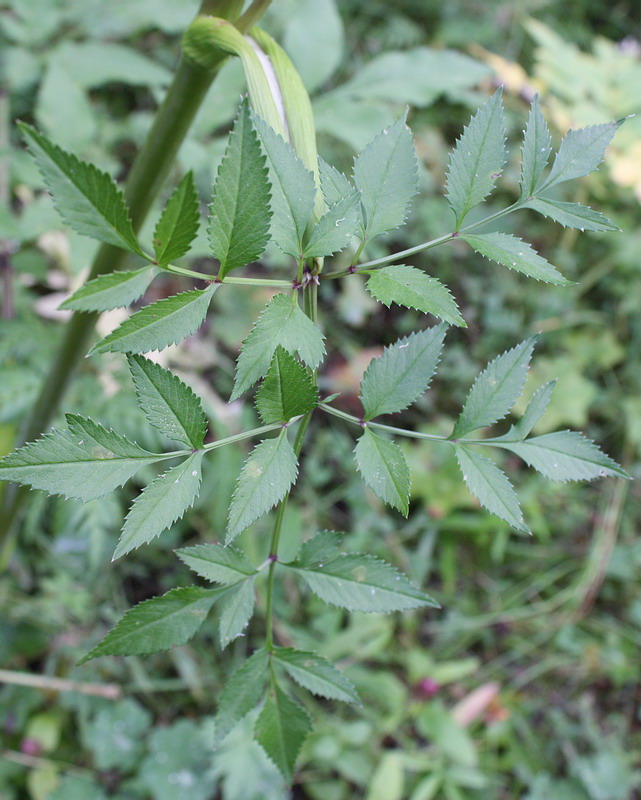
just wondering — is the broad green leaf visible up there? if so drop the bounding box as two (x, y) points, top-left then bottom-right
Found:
(0, 414), (167, 502)
(455, 445), (529, 532)
(446, 89), (506, 227)
(273, 647), (360, 705)
(232, 294), (325, 400)
(461, 232), (570, 285)
(214, 649), (269, 745)
(353, 113), (418, 240)
(112, 452), (203, 560)
(19, 123), (142, 255)
(255, 346), (318, 424)
(60, 266), (159, 312)
(226, 431), (298, 543)
(354, 428), (410, 515)
(319, 157), (355, 206)
(302, 192), (360, 258)
(523, 197), (619, 232)
(494, 380), (556, 442)
(78, 586), (223, 663)
(295, 531), (343, 566)
(128, 355), (207, 448)
(366, 265), (465, 326)
(519, 94), (552, 198)
(254, 682), (312, 782)
(290, 552), (437, 612)
(539, 119), (624, 191)
(218, 577), (256, 649)
(209, 101), (272, 276)
(176, 543), (257, 585)
(497, 431), (630, 482)
(452, 337), (537, 438)
(153, 171), (200, 265)
(360, 325), (446, 419)
(89, 285), (216, 355)
(252, 113), (316, 257)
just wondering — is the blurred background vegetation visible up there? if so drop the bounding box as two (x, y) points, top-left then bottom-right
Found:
(1, 1), (640, 798)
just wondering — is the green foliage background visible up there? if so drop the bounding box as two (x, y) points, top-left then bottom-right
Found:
(1, 1), (640, 798)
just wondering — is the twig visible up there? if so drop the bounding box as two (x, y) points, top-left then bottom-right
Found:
(0, 669), (122, 699)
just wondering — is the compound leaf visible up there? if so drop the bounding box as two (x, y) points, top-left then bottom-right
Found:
(354, 428), (410, 515)
(214, 649), (269, 745)
(273, 647), (360, 705)
(60, 266), (159, 312)
(255, 346), (318, 424)
(519, 94), (552, 197)
(226, 431), (298, 543)
(154, 171), (200, 265)
(524, 197), (618, 232)
(366, 265), (465, 326)
(254, 682), (312, 783)
(209, 100), (272, 276)
(295, 531), (343, 567)
(232, 294), (325, 400)
(494, 380), (556, 442)
(112, 452), (203, 560)
(176, 543), (257, 585)
(89, 285), (217, 356)
(319, 157), (355, 206)
(446, 89), (506, 227)
(0, 414), (168, 502)
(455, 445), (529, 532)
(461, 232), (570, 285)
(360, 325), (446, 419)
(498, 431), (630, 482)
(302, 192), (360, 258)
(289, 552), (437, 612)
(353, 112), (418, 240)
(218, 577), (256, 649)
(452, 337), (537, 438)
(78, 586), (223, 663)
(128, 355), (207, 448)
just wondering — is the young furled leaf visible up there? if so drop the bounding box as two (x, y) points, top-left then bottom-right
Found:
(523, 198), (618, 232)
(0, 414), (169, 502)
(319, 157), (355, 206)
(218, 577), (256, 649)
(254, 682), (312, 783)
(452, 337), (537, 438)
(273, 648), (360, 705)
(176, 543), (257, 585)
(255, 346), (318, 424)
(353, 112), (418, 240)
(153, 171), (200, 266)
(214, 649), (269, 745)
(354, 428), (411, 515)
(461, 232), (570, 285)
(455, 445), (529, 532)
(446, 89), (506, 228)
(232, 294), (325, 400)
(128, 355), (207, 448)
(60, 266), (159, 312)
(497, 431), (630, 482)
(494, 380), (556, 442)
(288, 553), (438, 612)
(360, 325), (446, 419)
(89, 285), (217, 356)
(252, 113), (316, 257)
(112, 452), (203, 560)
(519, 95), (552, 198)
(19, 123), (143, 255)
(539, 119), (624, 192)
(78, 586), (224, 663)
(209, 101), (272, 277)
(366, 265), (465, 327)
(302, 192), (360, 258)
(226, 431), (298, 543)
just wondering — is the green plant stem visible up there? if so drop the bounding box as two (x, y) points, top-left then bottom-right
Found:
(203, 423), (284, 451)
(0, 0), (273, 557)
(163, 262), (292, 288)
(264, 282), (318, 652)
(321, 201), (524, 280)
